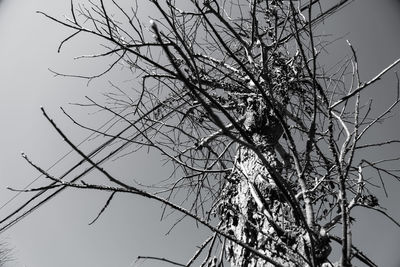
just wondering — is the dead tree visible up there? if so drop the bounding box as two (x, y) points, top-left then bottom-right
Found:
(5, 1), (400, 266)
(0, 241), (13, 266)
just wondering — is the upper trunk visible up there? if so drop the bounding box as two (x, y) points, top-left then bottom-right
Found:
(217, 102), (331, 266)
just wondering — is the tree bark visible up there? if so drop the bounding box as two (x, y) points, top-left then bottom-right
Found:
(218, 102), (331, 266)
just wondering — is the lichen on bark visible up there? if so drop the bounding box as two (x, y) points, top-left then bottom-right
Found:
(218, 98), (331, 266)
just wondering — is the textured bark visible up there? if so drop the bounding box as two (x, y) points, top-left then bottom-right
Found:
(218, 102), (331, 266)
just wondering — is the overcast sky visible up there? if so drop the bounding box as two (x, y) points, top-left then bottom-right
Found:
(0, 1), (399, 267)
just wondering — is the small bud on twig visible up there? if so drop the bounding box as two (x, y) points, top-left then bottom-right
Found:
(149, 20), (157, 31)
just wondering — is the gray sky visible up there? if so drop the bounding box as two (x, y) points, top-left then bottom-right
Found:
(0, 0), (399, 266)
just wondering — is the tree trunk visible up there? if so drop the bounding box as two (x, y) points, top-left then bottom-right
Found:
(218, 102), (331, 266)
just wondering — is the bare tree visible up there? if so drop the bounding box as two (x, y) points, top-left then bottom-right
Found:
(0, 241), (13, 267)
(4, 0), (400, 266)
